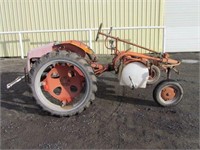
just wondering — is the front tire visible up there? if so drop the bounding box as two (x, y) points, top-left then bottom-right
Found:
(153, 80), (183, 107)
(30, 51), (97, 116)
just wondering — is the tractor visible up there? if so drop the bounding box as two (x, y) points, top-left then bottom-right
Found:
(7, 23), (183, 116)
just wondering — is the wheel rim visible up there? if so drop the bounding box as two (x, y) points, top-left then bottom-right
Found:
(149, 69), (156, 80)
(147, 65), (160, 84)
(34, 59), (90, 112)
(161, 86), (176, 101)
(159, 85), (180, 104)
(42, 64), (85, 103)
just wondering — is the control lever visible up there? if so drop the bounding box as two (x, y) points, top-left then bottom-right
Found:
(7, 75), (25, 89)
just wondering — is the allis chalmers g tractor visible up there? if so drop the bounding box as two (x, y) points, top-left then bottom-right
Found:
(7, 23), (183, 116)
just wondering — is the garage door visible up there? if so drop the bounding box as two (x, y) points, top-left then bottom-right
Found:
(165, 0), (200, 52)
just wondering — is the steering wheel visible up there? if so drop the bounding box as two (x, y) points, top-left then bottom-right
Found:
(95, 23), (103, 41)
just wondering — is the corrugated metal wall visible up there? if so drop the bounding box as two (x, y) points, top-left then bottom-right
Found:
(0, 0), (164, 57)
(165, 0), (200, 52)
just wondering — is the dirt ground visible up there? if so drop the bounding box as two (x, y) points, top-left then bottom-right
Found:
(0, 53), (199, 149)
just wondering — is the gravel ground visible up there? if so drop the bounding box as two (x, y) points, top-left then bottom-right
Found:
(0, 52), (199, 149)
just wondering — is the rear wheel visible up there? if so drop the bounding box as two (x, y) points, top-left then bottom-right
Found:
(30, 51), (97, 116)
(153, 80), (183, 107)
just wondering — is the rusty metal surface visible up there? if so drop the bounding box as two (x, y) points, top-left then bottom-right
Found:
(95, 27), (181, 77)
(42, 64), (84, 103)
(54, 40), (94, 55)
(161, 87), (176, 101)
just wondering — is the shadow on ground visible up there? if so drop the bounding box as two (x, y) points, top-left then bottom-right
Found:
(96, 76), (158, 107)
(1, 72), (48, 116)
(1, 72), (158, 116)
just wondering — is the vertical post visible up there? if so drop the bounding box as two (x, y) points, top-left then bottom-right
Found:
(88, 29), (92, 49)
(18, 32), (24, 59)
(163, 27), (166, 53)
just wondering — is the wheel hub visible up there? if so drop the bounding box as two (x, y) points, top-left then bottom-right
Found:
(42, 64), (85, 103)
(161, 87), (176, 101)
(60, 76), (71, 86)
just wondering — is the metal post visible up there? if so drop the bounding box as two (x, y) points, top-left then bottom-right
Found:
(88, 29), (92, 49)
(163, 27), (166, 53)
(18, 32), (24, 59)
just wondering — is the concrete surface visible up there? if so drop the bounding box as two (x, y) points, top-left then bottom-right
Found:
(0, 52), (199, 149)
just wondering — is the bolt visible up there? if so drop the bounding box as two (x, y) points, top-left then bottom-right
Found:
(62, 101), (67, 107)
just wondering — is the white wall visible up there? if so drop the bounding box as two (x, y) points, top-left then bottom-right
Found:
(165, 0), (200, 52)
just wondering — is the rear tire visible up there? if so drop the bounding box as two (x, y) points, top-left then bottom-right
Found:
(153, 80), (183, 107)
(29, 50), (97, 116)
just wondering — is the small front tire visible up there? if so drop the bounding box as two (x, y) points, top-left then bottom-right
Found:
(153, 80), (184, 107)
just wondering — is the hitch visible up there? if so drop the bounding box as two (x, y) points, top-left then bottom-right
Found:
(7, 75), (25, 89)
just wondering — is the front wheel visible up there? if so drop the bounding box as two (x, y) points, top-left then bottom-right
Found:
(153, 80), (184, 107)
(30, 51), (97, 116)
